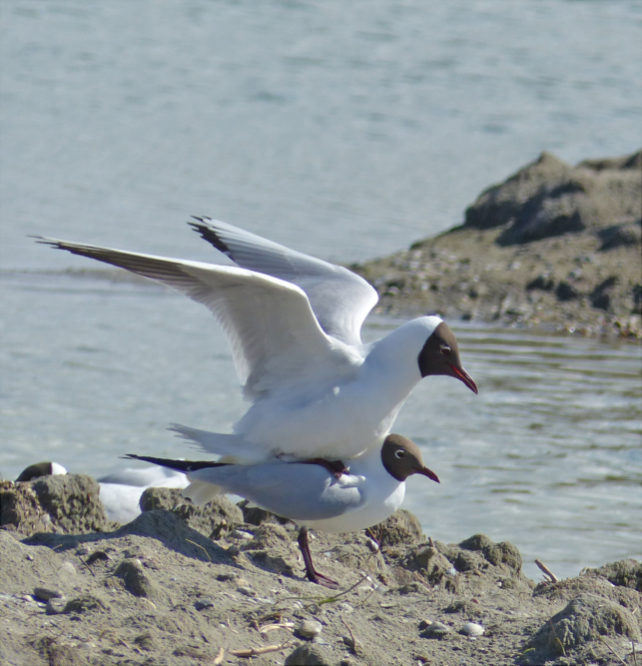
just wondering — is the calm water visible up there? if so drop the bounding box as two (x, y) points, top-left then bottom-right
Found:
(2, 272), (640, 580)
(1, 0), (641, 578)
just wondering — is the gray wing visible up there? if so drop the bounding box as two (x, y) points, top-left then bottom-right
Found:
(35, 237), (341, 397)
(189, 217), (379, 347)
(190, 462), (365, 521)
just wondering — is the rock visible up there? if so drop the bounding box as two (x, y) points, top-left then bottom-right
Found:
(285, 643), (334, 665)
(583, 559), (642, 592)
(463, 151), (573, 231)
(459, 622), (484, 637)
(1, 474), (109, 535)
(237, 500), (290, 526)
(45, 597), (67, 614)
(115, 510), (231, 564)
(459, 534), (523, 574)
(113, 558), (160, 600)
(62, 594), (107, 614)
(31, 636), (86, 666)
(590, 275), (618, 311)
(598, 221), (642, 250)
(240, 522), (298, 577)
(555, 280), (579, 301)
(33, 586), (62, 601)
(526, 274), (554, 291)
(399, 545), (455, 587)
(464, 149), (641, 245)
(369, 509), (424, 549)
(193, 598), (214, 610)
(526, 592), (641, 662)
(139, 487), (242, 539)
(420, 621), (452, 639)
(296, 619), (323, 639)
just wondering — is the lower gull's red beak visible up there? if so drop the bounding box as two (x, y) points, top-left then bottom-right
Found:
(418, 466), (440, 483)
(451, 365), (478, 394)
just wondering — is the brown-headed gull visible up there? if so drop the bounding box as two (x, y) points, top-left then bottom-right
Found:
(36, 218), (477, 464)
(126, 433), (439, 587)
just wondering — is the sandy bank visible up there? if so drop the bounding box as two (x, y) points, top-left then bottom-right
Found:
(1, 474), (640, 665)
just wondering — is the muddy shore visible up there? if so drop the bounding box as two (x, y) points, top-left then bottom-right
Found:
(356, 150), (641, 340)
(1, 474), (640, 665)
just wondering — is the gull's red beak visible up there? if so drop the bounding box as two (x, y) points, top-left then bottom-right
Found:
(451, 364), (478, 394)
(418, 466), (440, 483)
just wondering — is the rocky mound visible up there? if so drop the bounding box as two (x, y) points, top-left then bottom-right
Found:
(1, 475), (640, 665)
(357, 149), (642, 338)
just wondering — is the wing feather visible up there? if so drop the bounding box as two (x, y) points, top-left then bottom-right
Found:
(189, 217), (378, 346)
(35, 237), (344, 396)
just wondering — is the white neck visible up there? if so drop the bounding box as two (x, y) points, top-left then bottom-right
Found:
(359, 316), (442, 427)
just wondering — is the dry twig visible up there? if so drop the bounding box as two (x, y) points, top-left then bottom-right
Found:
(229, 641), (294, 658)
(598, 636), (627, 665)
(185, 538), (212, 562)
(258, 621), (295, 636)
(535, 559), (558, 583)
(341, 616), (360, 655)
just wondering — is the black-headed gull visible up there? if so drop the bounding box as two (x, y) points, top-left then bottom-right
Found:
(126, 433), (439, 587)
(14, 461), (187, 524)
(36, 218), (477, 463)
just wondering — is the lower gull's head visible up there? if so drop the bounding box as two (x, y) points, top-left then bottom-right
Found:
(381, 434), (440, 483)
(417, 317), (478, 394)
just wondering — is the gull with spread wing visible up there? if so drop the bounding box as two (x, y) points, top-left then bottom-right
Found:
(36, 218), (477, 464)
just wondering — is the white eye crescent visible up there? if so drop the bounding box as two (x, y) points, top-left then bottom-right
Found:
(394, 449), (405, 459)
(439, 344), (452, 355)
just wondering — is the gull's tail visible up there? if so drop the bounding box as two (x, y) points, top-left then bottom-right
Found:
(124, 453), (228, 505)
(169, 423), (260, 462)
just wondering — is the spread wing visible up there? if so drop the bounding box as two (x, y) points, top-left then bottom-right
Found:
(189, 217), (378, 346)
(35, 237), (348, 397)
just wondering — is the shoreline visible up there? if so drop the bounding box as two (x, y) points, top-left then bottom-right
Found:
(1, 475), (640, 665)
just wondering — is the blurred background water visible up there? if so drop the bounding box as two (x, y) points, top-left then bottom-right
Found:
(1, 0), (641, 579)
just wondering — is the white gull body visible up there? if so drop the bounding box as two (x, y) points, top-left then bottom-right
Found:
(98, 466), (188, 524)
(127, 434), (439, 534)
(37, 218), (477, 463)
(14, 461), (188, 524)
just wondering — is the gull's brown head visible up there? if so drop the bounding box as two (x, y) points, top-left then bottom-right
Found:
(417, 321), (478, 394)
(381, 434), (439, 483)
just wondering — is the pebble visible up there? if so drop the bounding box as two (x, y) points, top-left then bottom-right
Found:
(420, 621), (452, 639)
(194, 599), (214, 610)
(59, 560), (76, 575)
(216, 572), (237, 582)
(46, 598), (67, 615)
(231, 529), (254, 540)
(33, 587), (63, 602)
(460, 622), (484, 637)
(296, 619), (323, 639)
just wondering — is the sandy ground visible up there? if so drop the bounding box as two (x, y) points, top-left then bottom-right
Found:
(1, 475), (640, 666)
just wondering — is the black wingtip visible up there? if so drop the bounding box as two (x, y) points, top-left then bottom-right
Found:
(188, 217), (231, 255)
(30, 235), (56, 246)
(122, 453), (227, 473)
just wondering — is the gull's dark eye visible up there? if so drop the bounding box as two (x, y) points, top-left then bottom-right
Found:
(439, 343), (452, 355)
(394, 449), (405, 459)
